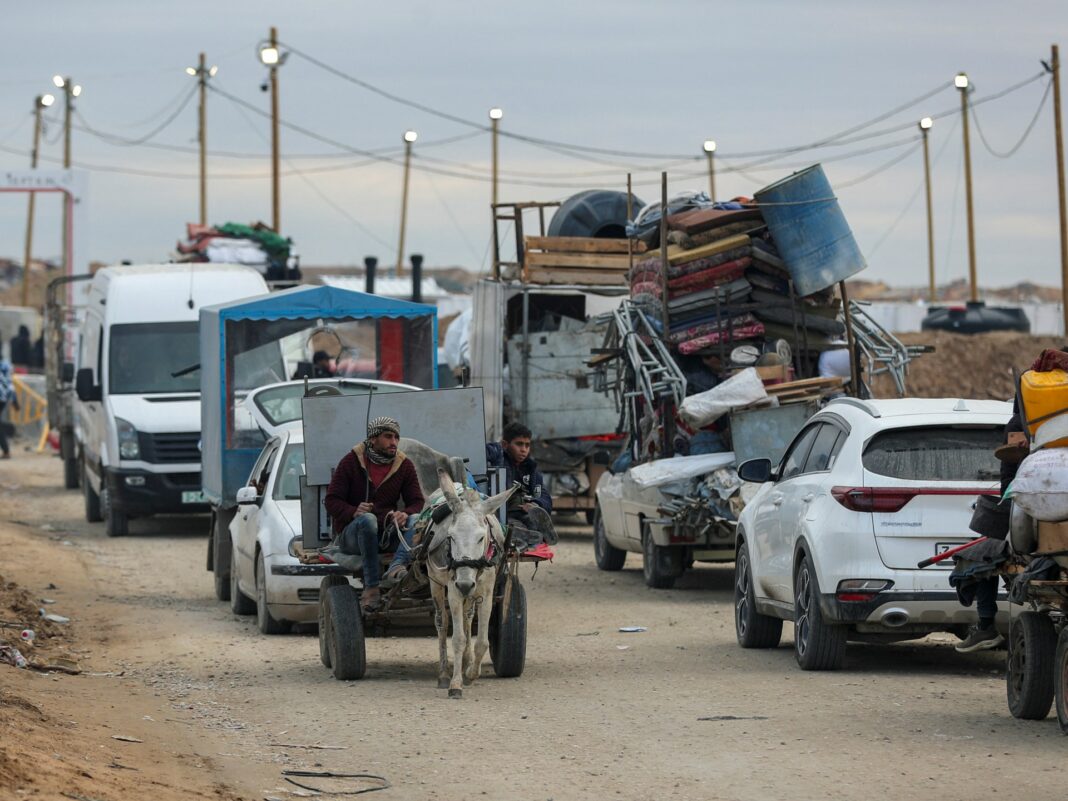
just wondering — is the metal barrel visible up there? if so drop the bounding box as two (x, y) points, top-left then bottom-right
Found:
(754, 164), (866, 296)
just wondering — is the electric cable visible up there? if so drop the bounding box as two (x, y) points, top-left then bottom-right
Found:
(836, 140), (923, 190)
(73, 84), (198, 146)
(970, 78), (1052, 159)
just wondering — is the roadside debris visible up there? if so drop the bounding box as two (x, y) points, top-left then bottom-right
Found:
(618, 626), (648, 633)
(40, 611), (70, 624)
(282, 769), (391, 795)
(697, 715), (769, 722)
(0, 644), (29, 668)
(111, 735), (144, 743)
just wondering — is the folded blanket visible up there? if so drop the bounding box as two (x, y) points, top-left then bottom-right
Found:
(666, 245), (750, 280)
(630, 280), (661, 298)
(667, 278), (752, 313)
(752, 302), (845, 336)
(668, 312), (760, 344)
(666, 206), (764, 236)
(668, 257), (751, 296)
(750, 238), (785, 270)
(678, 322), (766, 355)
(669, 220), (766, 251)
(745, 264), (790, 294)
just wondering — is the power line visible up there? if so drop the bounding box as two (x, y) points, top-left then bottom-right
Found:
(73, 85), (198, 147)
(836, 140), (923, 190)
(970, 78), (1052, 159)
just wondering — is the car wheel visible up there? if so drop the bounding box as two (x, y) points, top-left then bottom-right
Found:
(256, 551), (290, 635)
(642, 524), (681, 590)
(229, 550), (256, 616)
(1006, 611), (1056, 720)
(793, 554), (846, 671)
(593, 507), (626, 571)
(83, 457), (102, 523)
(735, 540), (783, 649)
(1054, 627), (1068, 734)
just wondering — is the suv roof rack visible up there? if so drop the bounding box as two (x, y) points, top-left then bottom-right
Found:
(826, 396), (881, 418)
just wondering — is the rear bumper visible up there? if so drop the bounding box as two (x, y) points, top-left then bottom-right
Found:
(821, 590), (1009, 631)
(265, 553), (354, 620)
(107, 468), (206, 516)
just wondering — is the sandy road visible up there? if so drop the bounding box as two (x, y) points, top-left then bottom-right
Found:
(2, 450), (1066, 801)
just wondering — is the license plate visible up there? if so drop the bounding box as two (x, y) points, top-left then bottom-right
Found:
(935, 542), (962, 557)
(181, 490), (206, 504)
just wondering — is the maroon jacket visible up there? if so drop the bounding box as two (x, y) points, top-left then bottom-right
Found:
(324, 444), (424, 535)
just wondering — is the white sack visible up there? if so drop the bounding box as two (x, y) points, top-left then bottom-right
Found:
(1010, 448), (1068, 522)
(629, 452), (737, 489)
(679, 367), (767, 429)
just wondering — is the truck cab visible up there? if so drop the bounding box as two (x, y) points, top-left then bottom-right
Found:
(75, 264), (268, 536)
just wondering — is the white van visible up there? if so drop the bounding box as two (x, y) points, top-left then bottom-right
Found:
(75, 264), (269, 536)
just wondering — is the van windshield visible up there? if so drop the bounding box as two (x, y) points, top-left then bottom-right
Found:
(109, 322), (200, 395)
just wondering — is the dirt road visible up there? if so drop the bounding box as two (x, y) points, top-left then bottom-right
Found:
(2, 451), (1065, 801)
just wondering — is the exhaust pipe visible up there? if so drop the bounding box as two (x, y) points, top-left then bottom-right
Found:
(364, 256), (377, 294)
(881, 609), (909, 628)
(410, 253), (423, 303)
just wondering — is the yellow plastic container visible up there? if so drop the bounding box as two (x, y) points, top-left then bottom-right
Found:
(1021, 369), (1068, 439)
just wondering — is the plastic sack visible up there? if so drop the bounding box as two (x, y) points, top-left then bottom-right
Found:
(1009, 448), (1068, 522)
(628, 452), (737, 489)
(679, 367), (767, 429)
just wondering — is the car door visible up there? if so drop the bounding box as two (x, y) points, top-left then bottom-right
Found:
(233, 438), (281, 593)
(781, 422), (847, 564)
(755, 423), (822, 602)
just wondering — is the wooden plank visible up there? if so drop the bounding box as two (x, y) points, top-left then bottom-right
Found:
(525, 236), (647, 254)
(525, 251), (632, 270)
(765, 376), (845, 394)
(525, 267), (627, 286)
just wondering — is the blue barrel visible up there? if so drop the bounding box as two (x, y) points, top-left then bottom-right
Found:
(754, 165), (866, 296)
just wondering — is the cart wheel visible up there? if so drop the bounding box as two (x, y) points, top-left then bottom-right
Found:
(323, 584), (366, 680)
(318, 576), (349, 667)
(1055, 627), (1068, 735)
(490, 576), (527, 678)
(1007, 611), (1056, 720)
(642, 524), (682, 589)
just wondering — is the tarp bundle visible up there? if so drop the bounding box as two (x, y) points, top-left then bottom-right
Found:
(176, 221), (300, 281)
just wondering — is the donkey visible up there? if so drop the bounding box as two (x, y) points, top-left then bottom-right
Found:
(425, 468), (515, 698)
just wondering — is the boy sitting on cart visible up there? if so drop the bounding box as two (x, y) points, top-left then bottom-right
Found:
(324, 416), (423, 613)
(486, 422), (558, 549)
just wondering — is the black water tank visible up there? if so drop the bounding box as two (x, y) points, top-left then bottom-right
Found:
(547, 190), (645, 239)
(921, 301), (1030, 334)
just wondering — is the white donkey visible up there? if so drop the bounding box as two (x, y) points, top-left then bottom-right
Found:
(426, 468), (515, 699)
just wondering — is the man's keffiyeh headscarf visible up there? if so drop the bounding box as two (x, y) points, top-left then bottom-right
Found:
(365, 416), (400, 464)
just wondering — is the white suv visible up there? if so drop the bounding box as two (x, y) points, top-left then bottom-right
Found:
(734, 397), (1011, 670)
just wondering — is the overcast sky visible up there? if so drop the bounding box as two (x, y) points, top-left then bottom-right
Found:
(3, 1), (1067, 289)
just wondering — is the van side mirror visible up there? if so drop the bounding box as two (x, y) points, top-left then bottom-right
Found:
(236, 486), (259, 505)
(62, 362), (75, 383)
(75, 368), (101, 402)
(737, 458), (773, 483)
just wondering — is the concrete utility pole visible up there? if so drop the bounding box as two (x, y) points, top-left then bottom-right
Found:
(21, 93), (54, 307)
(396, 131), (417, 277)
(919, 117), (936, 301)
(956, 72), (979, 302)
(1051, 44), (1068, 335)
(703, 140), (716, 201)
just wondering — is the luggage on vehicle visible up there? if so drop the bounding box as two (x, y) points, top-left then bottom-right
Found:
(1010, 448), (1068, 522)
(1020, 368), (1068, 448)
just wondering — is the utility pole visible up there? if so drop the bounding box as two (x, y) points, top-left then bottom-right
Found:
(259, 28), (283, 232)
(489, 107), (503, 209)
(919, 117), (936, 301)
(396, 131), (417, 277)
(21, 93), (53, 307)
(53, 75), (79, 278)
(197, 53), (208, 225)
(956, 73), (979, 302)
(703, 140), (717, 200)
(1051, 44), (1068, 335)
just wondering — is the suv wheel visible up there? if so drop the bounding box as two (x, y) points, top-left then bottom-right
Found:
(793, 554), (846, 670)
(593, 507), (626, 571)
(735, 540), (782, 648)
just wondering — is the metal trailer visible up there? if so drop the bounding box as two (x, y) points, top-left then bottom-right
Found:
(200, 285), (438, 602)
(277, 386), (536, 681)
(44, 275), (92, 489)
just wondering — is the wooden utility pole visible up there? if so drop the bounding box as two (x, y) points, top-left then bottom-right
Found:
(703, 140), (716, 201)
(957, 74), (979, 302)
(21, 95), (49, 307)
(396, 131), (417, 277)
(269, 26), (281, 233)
(197, 52), (208, 226)
(490, 108), (502, 208)
(919, 119), (936, 301)
(1052, 44), (1068, 335)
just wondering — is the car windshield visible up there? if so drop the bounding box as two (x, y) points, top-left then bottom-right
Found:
(109, 322), (199, 395)
(252, 381), (413, 427)
(273, 443), (306, 500)
(862, 425), (1003, 481)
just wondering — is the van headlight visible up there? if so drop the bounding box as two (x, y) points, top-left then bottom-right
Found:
(116, 417), (140, 460)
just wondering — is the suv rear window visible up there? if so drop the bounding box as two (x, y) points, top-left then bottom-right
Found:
(863, 426), (1002, 481)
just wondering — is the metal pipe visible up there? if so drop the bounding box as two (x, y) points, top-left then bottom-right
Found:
(410, 254), (423, 303)
(364, 256), (377, 295)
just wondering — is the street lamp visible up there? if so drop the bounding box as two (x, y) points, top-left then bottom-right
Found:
(918, 117), (936, 301)
(489, 107), (503, 208)
(187, 54), (218, 226)
(396, 131), (418, 277)
(703, 139), (717, 201)
(956, 72), (978, 301)
(258, 27), (286, 232)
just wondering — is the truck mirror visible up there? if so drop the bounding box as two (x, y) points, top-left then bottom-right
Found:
(737, 458), (773, 483)
(62, 362), (75, 383)
(75, 368), (101, 403)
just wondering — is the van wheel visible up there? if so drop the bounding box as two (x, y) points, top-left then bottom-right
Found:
(82, 458), (102, 523)
(101, 482), (128, 537)
(593, 507), (626, 571)
(793, 554), (846, 670)
(642, 524), (681, 589)
(735, 540), (783, 649)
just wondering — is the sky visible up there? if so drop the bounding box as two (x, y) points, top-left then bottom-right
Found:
(2, 1), (1067, 290)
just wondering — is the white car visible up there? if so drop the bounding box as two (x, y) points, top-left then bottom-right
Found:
(734, 397), (1011, 670)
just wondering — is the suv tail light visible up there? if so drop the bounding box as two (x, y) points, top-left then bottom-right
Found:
(831, 486), (994, 513)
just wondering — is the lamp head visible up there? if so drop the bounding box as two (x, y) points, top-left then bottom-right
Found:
(71, 85), (82, 98)
(954, 72), (969, 90)
(38, 94), (55, 108)
(404, 130), (418, 143)
(209, 65), (218, 77)
(703, 139), (717, 153)
(919, 116), (933, 130)
(52, 75), (65, 88)
(259, 45), (280, 66)
(186, 66), (197, 76)
(489, 107), (503, 120)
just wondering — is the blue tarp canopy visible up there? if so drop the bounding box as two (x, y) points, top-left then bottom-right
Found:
(200, 285), (437, 506)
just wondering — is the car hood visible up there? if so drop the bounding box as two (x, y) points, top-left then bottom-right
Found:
(108, 394), (200, 433)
